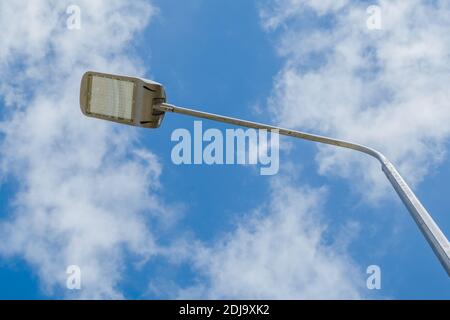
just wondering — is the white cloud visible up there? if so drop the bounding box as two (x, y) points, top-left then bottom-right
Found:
(178, 176), (364, 299)
(0, 0), (164, 298)
(262, 0), (450, 199)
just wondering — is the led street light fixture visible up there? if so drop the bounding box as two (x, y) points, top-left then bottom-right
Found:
(80, 71), (166, 128)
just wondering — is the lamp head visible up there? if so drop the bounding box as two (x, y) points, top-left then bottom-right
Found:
(80, 71), (166, 128)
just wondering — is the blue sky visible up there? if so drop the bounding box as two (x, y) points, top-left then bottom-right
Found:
(0, 0), (449, 299)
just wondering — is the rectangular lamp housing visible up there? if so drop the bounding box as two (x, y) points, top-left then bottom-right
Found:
(80, 71), (166, 128)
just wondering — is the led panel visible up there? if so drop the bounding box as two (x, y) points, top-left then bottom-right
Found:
(88, 75), (135, 121)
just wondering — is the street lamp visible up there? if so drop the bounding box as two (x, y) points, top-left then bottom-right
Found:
(80, 71), (450, 276)
(80, 71), (166, 128)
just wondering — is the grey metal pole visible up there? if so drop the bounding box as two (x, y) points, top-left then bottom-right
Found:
(155, 103), (450, 276)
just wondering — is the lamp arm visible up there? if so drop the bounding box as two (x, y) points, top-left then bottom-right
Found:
(155, 103), (450, 276)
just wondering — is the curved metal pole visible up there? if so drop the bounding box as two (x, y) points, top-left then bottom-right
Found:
(155, 103), (450, 276)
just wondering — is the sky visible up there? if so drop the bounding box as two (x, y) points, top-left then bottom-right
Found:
(0, 0), (449, 299)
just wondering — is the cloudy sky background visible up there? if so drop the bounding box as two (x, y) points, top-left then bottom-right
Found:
(0, 0), (449, 299)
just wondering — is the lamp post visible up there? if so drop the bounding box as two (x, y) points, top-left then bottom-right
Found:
(80, 71), (450, 276)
